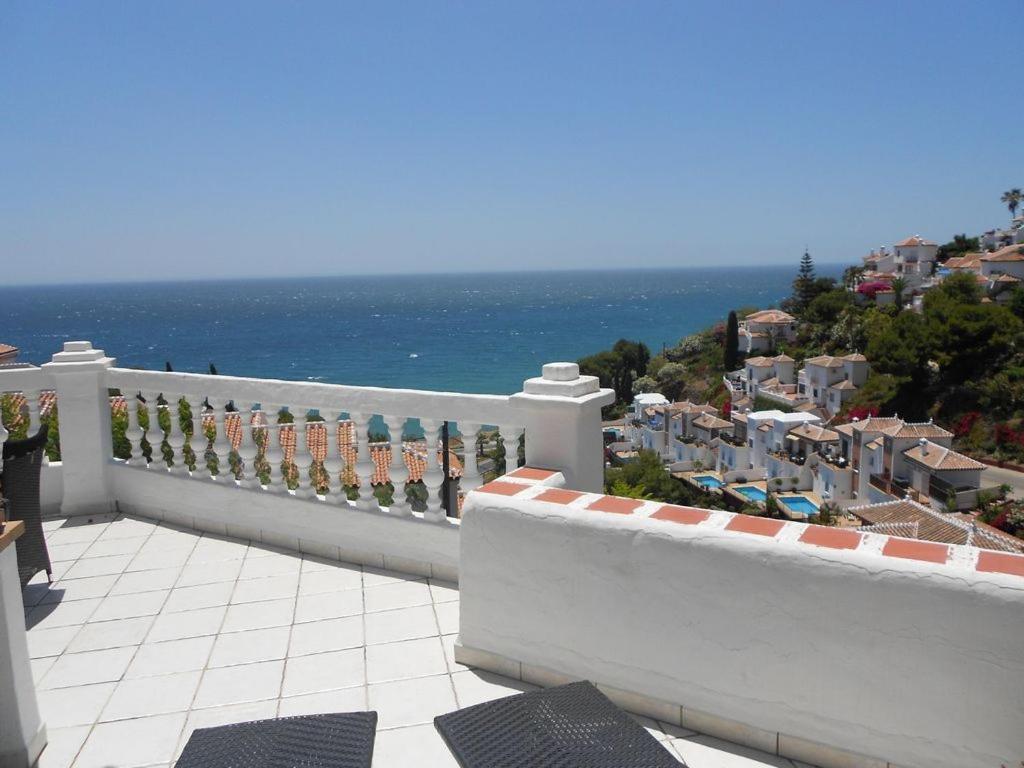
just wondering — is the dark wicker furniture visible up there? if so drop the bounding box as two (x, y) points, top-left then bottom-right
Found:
(1, 425), (51, 586)
(176, 712), (378, 768)
(434, 680), (679, 767)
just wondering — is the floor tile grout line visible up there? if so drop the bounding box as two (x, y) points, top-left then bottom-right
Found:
(172, 530), (258, 760)
(273, 547), (308, 717)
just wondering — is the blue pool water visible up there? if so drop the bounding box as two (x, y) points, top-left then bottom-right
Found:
(780, 495), (819, 516)
(734, 486), (766, 502)
(693, 474), (723, 489)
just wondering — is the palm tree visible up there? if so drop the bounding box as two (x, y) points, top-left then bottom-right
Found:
(891, 277), (907, 309)
(1002, 188), (1022, 221)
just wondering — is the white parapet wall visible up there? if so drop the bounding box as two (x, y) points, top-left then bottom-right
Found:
(457, 481), (1024, 768)
(111, 464), (461, 580)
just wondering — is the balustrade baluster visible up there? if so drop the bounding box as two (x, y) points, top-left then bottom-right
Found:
(25, 389), (41, 435)
(294, 411), (316, 499)
(322, 410), (343, 502)
(264, 405), (285, 492)
(420, 419), (446, 522)
(142, 391), (164, 469)
(166, 396), (187, 476)
(124, 392), (143, 465)
(499, 424), (525, 475)
(457, 422), (482, 496)
(236, 402), (259, 489)
(209, 399), (233, 482)
(384, 415), (410, 516)
(185, 396), (205, 478)
(350, 412), (379, 511)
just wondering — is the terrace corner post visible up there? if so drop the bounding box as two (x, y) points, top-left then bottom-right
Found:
(510, 363), (615, 493)
(41, 341), (117, 518)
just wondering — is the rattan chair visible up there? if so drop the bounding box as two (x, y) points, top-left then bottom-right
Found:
(1, 425), (52, 586)
(435, 680), (680, 767)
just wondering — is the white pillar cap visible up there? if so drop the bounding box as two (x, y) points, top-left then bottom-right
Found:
(542, 363), (579, 382)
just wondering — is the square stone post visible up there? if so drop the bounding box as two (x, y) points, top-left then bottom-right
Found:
(41, 342), (116, 517)
(510, 363), (615, 493)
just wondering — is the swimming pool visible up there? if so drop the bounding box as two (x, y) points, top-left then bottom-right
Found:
(693, 474), (723, 489)
(780, 495), (819, 516)
(733, 485), (767, 502)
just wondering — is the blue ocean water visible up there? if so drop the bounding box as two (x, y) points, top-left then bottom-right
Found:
(0, 267), (828, 395)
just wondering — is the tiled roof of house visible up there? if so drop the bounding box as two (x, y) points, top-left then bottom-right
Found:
(981, 244), (1024, 262)
(745, 356), (773, 367)
(850, 499), (1024, 553)
(803, 355), (845, 368)
(731, 412), (748, 423)
(888, 422), (953, 440)
(843, 352), (867, 362)
(902, 441), (986, 472)
(841, 416), (905, 435)
(829, 380), (857, 391)
(991, 273), (1021, 283)
(944, 253), (983, 270)
(788, 423), (839, 443)
(759, 377), (780, 388)
(693, 413), (733, 430)
(866, 437), (884, 450)
(667, 401), (717, 415)
(895, 235), (937, 247)
(771, 353), (795, 363)
(745, 309), (795, 324)
(0, 343), (18, 357)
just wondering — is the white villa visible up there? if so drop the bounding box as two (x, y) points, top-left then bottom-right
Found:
(725, 352), (869, 418)
(737, 309), (796, 354)
(798, 353), (869, 412)
(979, 243), (1024, 280)
(2, 342), (1022, 768)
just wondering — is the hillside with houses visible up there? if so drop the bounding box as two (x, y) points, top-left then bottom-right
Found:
(596, 190), (1024, 549)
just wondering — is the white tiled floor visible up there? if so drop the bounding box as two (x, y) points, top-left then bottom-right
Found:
(22, 514), (815, 768)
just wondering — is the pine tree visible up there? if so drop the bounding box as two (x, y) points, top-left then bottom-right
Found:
(724, 310), (740, 370)
(794, 250), (816, 313)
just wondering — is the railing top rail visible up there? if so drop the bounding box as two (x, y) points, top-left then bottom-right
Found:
(0, 365), (52, 393)
(107, 367), (522, 425)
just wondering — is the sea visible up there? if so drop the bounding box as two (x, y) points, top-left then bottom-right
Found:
(0, 266), (838, 395)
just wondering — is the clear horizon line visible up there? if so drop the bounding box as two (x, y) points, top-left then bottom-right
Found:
(0, 260), (850, 290)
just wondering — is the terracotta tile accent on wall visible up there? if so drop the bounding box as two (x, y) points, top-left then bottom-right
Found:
(476, 481), (530, 497)
(534, 488), (585, 505)
(508, 467), (558, 481)
(725, 516), (785, 538)
(976, 550), (1024, 577)
(586, 496), (642, 515)
(651, 505), (711, 526)
(881, 538), (949, 564)
(799, 526), (862, 551)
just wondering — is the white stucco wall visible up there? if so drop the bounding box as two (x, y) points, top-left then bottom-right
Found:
(112, 464), (460, 580)
(458, 493), (1024, 768)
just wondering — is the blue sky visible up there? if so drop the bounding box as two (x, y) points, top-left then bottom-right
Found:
(2, 1), (1021, 284)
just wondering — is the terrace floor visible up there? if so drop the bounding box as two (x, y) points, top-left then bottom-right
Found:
(22, 514), (814, 768)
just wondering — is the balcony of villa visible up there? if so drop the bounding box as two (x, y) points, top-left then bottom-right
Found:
(1, 342), (1023, 768)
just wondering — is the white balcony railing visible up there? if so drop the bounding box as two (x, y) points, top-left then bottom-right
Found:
(0, 342), (613, 577)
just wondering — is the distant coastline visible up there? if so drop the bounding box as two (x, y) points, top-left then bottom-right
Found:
(0, 265), (841, 395)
